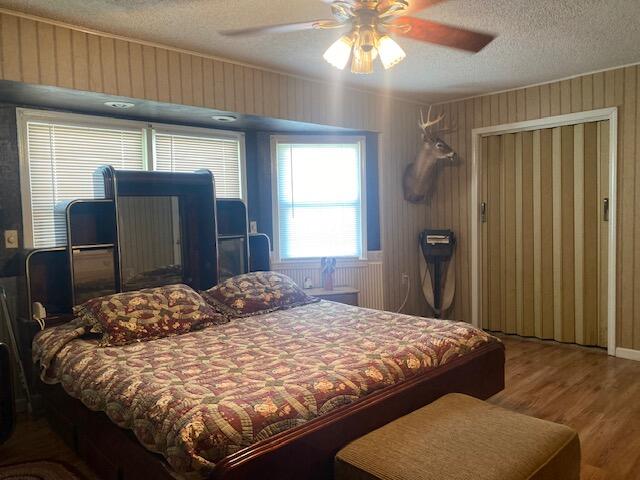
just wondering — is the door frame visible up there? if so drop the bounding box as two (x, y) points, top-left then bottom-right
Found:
(470, 108), (618, 356)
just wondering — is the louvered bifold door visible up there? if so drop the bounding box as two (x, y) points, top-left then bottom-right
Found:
(480, 121), (609, 347)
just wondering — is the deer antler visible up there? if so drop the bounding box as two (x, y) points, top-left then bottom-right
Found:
(419, 105), (445, 132)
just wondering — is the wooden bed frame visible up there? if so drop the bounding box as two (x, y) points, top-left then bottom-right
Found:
(39, 341), (504, 480)
(22, 168), (506, 479)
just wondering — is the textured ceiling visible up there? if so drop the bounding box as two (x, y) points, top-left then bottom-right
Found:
(1, 0), (640, 102)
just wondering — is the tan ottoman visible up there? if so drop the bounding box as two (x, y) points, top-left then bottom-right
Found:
(335, 393), (580, 480)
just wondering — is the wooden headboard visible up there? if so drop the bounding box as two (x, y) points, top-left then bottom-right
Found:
(22, 166), (221, 325)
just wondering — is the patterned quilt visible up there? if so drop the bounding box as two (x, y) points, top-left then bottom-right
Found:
(33, 301), (499, 478)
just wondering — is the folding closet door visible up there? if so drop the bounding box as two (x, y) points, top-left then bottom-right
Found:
(480, 121), (609, 347)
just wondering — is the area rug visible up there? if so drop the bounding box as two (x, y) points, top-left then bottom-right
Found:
(0, 461), (85, 480)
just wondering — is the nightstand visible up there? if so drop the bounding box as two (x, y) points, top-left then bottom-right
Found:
(305, 287), (359, 306)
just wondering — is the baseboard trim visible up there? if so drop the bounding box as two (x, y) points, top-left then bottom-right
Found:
(616, 347), (640, 362)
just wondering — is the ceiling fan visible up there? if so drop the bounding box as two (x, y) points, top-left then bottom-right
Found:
(220, 0), (495, 75)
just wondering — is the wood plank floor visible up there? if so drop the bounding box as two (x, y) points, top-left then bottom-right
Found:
(490, 335), (640, 480)
(1, 335), (639, 479)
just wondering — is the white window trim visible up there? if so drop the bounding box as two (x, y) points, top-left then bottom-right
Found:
(17, 107), (246, 248)
(270, 134), (368, 264)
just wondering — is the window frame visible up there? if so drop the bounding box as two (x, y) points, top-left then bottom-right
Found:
(17, 107), (246, 248)
(270, 134), (368, 264)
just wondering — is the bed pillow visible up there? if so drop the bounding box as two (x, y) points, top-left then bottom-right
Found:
(73, 284), (227, 347)
(201, 271), (319, 318)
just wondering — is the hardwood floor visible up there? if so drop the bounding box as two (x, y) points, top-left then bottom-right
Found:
(490, 335), (640, 480)
(1, 335), (639, 479)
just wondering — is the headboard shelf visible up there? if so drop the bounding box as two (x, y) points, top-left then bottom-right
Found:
(21, 166), (271, 327)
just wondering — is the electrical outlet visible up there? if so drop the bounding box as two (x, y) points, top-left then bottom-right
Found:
(4, 230), (18, 249)
(401, 273), (409, 284)
(249, 221), (258, 234)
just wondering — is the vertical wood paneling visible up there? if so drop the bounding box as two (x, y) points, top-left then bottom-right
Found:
(71, 31), (89, 91)
(142, 45), (158, 100)
(179, 53), (193, 106)
(1, 14), (21, 81)
(129, 43), (144, 99)
(233, 64), (244, 113)
(223, 62), (234, 111)
(212, 60), (225, 110)
(99, 37), (117, 94)
(3, 11), (640, 351)
(54, 27), (73, 89)
(114, 39), (131, 97)
(550, 82), (561, 116)
(620, 67), (636, 348)
(155, 48), (170, 102)
(422, 65), (640, 352)
(168, 51), (182, 104)
(18, 18), (38, 84)
(37, 23), (56, 86)
(202, 58), (214, 108)
(87, 35), (102, 92)
(191, 57), (203, 107)
(0, 11), (425, 316)
(243, 67), (254, 114)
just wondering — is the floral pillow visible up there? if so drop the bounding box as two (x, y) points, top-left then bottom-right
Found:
(73, 284), (227, 347)
(201, 271), (319, 318)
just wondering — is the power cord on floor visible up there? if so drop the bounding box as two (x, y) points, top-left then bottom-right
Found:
(396, 275), (411, 313)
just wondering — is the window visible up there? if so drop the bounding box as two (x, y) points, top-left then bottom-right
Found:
(18, 109), (245, 248)
(154, 131), (243, 198)
(21, 120), (145, 248)
(272, 136), (366, 261)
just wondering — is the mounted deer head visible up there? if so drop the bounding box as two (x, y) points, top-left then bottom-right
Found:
(402, 106), (457, 203)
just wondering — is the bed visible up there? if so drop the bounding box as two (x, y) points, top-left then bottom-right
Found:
(24, 169), (504, 479)
(32, 300), (504, 480)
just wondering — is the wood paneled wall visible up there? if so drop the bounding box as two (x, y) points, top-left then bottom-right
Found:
(430, 65), (640, 351)
(0, 11), (430, 314)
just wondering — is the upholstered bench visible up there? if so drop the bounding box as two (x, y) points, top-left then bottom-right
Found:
(335, 393), (580, 480)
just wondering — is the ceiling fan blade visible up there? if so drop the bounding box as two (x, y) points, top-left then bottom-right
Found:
(378, 0), (447, 15)
(404, 0), (448, 14)
(220, 20), (333, 37)
(391, 17), (495, 52)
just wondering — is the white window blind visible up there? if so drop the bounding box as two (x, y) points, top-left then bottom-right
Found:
(275, 141), (364, 260)
(154, 132), (243, 198)
(25, 122), (144, 248)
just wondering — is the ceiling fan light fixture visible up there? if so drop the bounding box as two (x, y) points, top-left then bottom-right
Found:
(323, 34), (354, 70)
(351, 47), (374, 74)
(377, 35), (406, 70)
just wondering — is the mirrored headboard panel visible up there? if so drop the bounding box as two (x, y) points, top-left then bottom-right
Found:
(102, 167), (219, 292)
(118, 196), (183, 291)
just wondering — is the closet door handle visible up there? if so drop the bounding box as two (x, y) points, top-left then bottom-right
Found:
(603, 198), (609, 222)
(480, 202), (487, 223)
